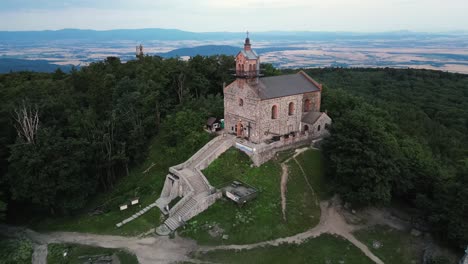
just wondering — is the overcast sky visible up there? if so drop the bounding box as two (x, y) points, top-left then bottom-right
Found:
(1, 0), (467, 32)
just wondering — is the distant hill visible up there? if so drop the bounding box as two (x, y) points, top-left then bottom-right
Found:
(0, 28), (460, 42)
(0, 58), (75, 73)
(157, 45), (306, 58)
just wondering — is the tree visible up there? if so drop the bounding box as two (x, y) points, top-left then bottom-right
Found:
(323, 102), (399, 205)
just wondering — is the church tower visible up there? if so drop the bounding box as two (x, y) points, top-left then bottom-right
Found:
(235, 32), (261, 79)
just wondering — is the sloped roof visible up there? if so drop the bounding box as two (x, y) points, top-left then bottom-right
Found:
(302, 112), (324, 125)
(206, 117), (218, 126)
(253, 71), (321, 100)
(240, 50), (259, 60)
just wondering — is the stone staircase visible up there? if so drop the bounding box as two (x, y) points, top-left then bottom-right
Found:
(164, 197), (198, 230)
(155, 134), (235, 235)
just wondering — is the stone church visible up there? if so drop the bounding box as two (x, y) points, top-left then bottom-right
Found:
(224, 36), (331, 144)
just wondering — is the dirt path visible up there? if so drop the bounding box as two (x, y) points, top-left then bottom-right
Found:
(0, 225), (197, 264)
(2, 198), (384, 264)
(279, 148), (312, 221)
(280, 162), (289, 221)
(31, 244), (47, 264)
(200, 199), (384, 264)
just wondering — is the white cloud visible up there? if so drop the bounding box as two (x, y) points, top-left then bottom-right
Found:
(0, 0), (467, 32)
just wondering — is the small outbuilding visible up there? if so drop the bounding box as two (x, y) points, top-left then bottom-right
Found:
(223, 181), (257, 205)
(207, 117), (222, 132)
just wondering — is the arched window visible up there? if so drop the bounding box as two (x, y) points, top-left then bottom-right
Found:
(318, 125), (321, 131)
(288, 102), (295, 116)
(304, 125), (309, 131)
(271, 105), (278, 119)
(239, 98), (244, 106)
(304, 99), (311, 112)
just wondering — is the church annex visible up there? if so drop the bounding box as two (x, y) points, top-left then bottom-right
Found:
(224, 36), (331, 144)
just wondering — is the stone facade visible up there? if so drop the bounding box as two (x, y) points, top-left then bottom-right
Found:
(224, 37), (330, 144)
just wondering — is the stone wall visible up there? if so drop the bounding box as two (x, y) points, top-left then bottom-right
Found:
(224, 79), (261, 141)
(250, 134), (314, 166)
(224, 79), (322, 144)
(257, 94), (303, 142)
(183, 192), (223, 222)
(302, 113), (332, 139)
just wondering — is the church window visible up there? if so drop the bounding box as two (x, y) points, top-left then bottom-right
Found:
(239, 98), (244, 106)
(271, 105), (278, 119)
(304, 99), (311, 112)
(288, 102), (295, 116)
(318, 125), (321, 131)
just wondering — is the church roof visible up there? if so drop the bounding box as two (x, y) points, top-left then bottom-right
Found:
(240, 49), (259, 60)
(254, 71), (322, 100)
(301, 112), (324, 125)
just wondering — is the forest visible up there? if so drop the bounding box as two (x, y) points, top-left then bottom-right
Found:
(0, 57), (466, 250)
(306, 68), (468, 249)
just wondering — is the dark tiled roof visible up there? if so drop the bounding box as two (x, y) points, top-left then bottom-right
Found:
(302, 112), (324, 125)
(254, 71), (321, 100)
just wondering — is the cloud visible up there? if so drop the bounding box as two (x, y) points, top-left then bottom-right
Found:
(0, 0), (467, 32)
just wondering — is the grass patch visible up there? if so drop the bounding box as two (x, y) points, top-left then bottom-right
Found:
(0, 236), (33, 264)
(47, 243), (138, 264)
(294, 149), (331, 199)
(275, 149), (296, 163)
(192, 234), (374, 264)
(180, 148), (321, 245)
(33, 130), (212, 236)
(354, 225), (422, 264)
(354, 225), (460, 264)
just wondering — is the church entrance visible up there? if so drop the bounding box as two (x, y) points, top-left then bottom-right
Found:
(236, 120), (244, 137)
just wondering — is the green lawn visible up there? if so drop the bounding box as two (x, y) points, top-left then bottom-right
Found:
(354, 225), (459, 264)
(0, 237), (33, 264)
(354, 225), (422, 264)
(33, 131), (212, 236)
(47, 243), (138, 264)
(191, 234), (374, 264)
(294, 149), (331, 199)
(179, 148), (322, 245)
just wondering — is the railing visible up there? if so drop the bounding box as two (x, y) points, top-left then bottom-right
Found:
(234, 70), (263, 78)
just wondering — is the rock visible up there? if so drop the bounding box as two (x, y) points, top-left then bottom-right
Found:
(372, 240), (382, 249)
(222, 234), (229, 240)
(411, 229), (422, 237)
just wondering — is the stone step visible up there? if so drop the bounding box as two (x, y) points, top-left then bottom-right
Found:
(172, 198), (197, 218)
(189, 178), (207, 192)
(165, 217), (180, 231)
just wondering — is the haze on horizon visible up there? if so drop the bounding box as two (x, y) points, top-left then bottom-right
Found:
(1, 0), (467, 33)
